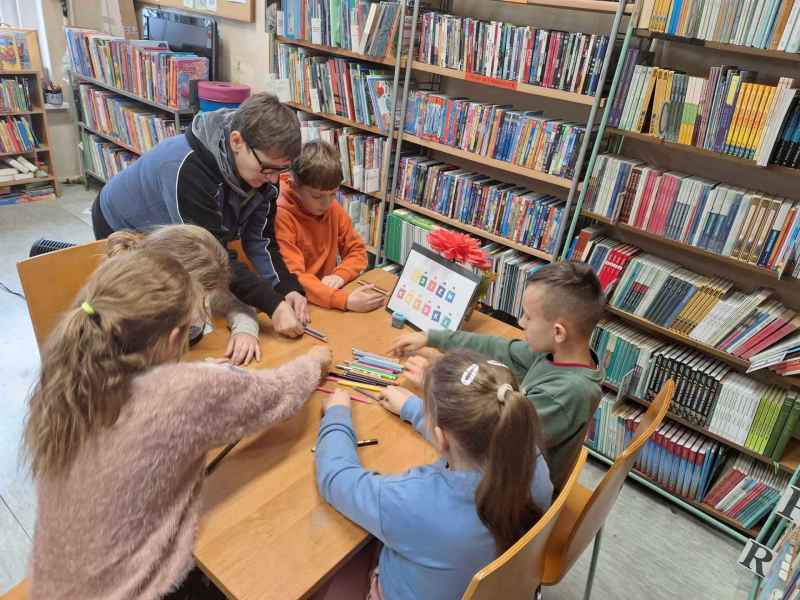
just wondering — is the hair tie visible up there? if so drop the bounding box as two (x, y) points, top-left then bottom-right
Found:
(461, 363), (479, 385)
(81, 301), (96, 317)
(497, 383), (513, 406)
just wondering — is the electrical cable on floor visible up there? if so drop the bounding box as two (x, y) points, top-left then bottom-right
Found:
(0, 281), (25, 300)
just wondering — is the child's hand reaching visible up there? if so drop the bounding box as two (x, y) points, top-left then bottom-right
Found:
(322, 387), (352, 412)
(402, 355), (430, 388)
(390, 332), (428, 357)
(378, 386), (414, 415)
(224, 333), (261, 365)
(308, 345), (333, 377)
(321, 275), (345, 289)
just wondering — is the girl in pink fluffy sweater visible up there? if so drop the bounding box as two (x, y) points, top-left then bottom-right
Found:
(24, 248), (331, 600)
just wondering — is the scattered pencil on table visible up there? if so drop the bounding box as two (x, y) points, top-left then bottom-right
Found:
(304, 326), (328, 342)
(315, 386), (372, 405)
(311, 438), (379, 453)
(356, 280), (389, 296)
(354, 388), (381, 402)
(326, 376), (383, 393)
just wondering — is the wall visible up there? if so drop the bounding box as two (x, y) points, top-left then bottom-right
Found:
(41, 0), (83, 180)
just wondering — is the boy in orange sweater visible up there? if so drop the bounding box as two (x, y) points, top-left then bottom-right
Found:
(276, 140), (385, 312)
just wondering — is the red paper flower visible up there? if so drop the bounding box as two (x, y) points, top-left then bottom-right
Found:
(428, 230), (492, 270)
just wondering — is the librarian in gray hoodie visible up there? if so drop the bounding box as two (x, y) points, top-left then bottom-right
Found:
(91, 93), (310, 338)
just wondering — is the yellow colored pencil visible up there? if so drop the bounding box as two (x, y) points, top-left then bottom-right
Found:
(331, 378), (383, 393)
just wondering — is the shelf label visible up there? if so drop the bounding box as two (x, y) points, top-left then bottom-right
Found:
(738, 539), (775, 579)
(464, 71), (518, 91)
(311, 17), (322, 45)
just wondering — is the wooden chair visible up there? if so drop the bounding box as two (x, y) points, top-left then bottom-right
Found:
(541, 379), (675, 600)
(460, 447), (589, 600)
(17, 240), (107, 349)
(1, 579), (29, 599)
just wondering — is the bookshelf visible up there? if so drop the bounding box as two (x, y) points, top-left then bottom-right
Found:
(0, 29), (60, 203)
(605, 127), (800, 177)
(635, 30), (800, 63)
(70, 39), (202, 186)
(271, 0), (629, 265)
(562, 2), (800, 541)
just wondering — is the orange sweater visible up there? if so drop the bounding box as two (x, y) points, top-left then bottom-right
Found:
(276, 177), (368, 310)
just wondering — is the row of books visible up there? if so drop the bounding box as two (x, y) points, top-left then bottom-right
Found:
(415, 11), (609, 97)
(582, 153), (800, 274)
(275, 44), (395, 132)
(337, 190), (381, 248)
(395, 155), (565, 255)
(640, 0), (800, 53)
(587, 394), (726, 503)
(610, 51), (797, 163)
(482, 244), (547, 318)
(0, 116), (38, 154)
(0, 154), (44, 183)
(78, 84), (179, 154)
(772, 95), (800, 169)
(81, 130), (137, 182)
(0, 77), (34, 114)
(298, 114), (387, 194)
(0, 183), (55, 207)
(574, 231), (800, 376)
(65, 28), (209, 110)
(403, 90), (586, 180)
(704, 455), (790, 529)
(384, 208), (438, 264)
(592, 319), (800, 459)
(278, 0), (402, 58)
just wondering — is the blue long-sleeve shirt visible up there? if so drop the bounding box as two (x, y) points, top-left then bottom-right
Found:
(315, 396), (553, 600)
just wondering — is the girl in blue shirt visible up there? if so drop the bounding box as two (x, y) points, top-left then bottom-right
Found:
(314, 349), (554, 600)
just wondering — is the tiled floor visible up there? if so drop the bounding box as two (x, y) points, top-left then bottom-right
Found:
(0, 185), (754, 597)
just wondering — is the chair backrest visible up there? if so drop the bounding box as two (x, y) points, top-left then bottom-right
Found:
(460, 447), (589, 600)
(17, 240), (107, 349)
(552, 379), (675, 576)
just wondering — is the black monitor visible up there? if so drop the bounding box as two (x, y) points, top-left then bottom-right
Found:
(141, 7), (217, 80)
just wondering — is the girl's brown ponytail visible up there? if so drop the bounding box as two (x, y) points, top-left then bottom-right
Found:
(475, 387), (543, 553)
(423, 350), (544, 554)
(25, 249), (200, 478)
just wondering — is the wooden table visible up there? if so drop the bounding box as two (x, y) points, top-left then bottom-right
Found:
(188, 270), (519, 600)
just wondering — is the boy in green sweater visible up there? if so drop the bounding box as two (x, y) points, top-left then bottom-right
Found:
(389, 261), (605, 491)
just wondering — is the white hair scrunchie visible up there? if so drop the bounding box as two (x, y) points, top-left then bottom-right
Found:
(496, 383), (513, 406)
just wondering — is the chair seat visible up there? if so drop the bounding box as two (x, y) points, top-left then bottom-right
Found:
(542, 481), (593, 586)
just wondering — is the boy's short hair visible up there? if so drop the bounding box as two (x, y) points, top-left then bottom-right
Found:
(291, 140), (344, 190)
(231, 93), (301, 160)
(527, 261), (605, 337)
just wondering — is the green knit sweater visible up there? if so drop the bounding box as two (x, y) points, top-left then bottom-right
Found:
(428, 330), (603, 490)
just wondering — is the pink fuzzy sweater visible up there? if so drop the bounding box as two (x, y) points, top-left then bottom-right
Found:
(29, 354), (323, 600)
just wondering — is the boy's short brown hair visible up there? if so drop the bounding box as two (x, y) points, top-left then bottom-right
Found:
(527, 261), (605, 337)
(231, 93), (301, 160)
(291, 140), (344, 190)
